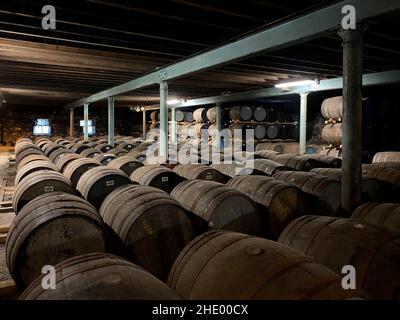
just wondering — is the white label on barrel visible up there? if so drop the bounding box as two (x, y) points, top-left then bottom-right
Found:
(129, 163), (136, 167)
(106, 180), (115, 187)
(206, 173), (212, 180)
(162, 176), (169, 182)
(44, 186), (54, 192)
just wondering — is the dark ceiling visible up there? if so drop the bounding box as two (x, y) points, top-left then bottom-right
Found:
(0, 0), (399, 108)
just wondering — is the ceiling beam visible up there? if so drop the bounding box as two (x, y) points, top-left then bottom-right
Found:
(64, 0), (400, 110)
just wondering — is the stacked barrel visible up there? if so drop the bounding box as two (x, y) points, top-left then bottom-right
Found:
(320, 96), (343, 157)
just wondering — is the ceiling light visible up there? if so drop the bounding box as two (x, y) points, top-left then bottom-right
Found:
(167, 99), (181, 105)
(275, 80), (317, 89)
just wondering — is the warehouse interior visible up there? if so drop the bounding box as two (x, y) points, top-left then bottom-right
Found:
(0, 0), (400, 301)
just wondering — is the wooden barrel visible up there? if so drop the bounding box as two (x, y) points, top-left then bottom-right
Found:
(179, 123), (196, 138)
(279, 216), (400, 299)
(206, 107), (217, 122)
(363, 164), (400, 187)
(171, 180), (261, 235)
(149, 122), (160, 131)
(193, 108), (208, 122)
(36, 139), (51, 150)
(17, 154), (49, 171)
(59, 140), (72, 146)
(94, 153), (118, 165)
(227, 176), (306, 238)
(321, 96), (343, 120)
(372, 152), (400, 163)
(15, 160), (58, 186)
(129, 150), (147, 162)
(273, 171), (342, 216)
(20, 253), (180, 300)
(15, 147), (44, 166)
(63, 158), (101, 188)
(172, 164), (226, 183)
(183, 111), (194, 122)
(256, 143), (284, 153)
(193, 123), (210, 137)
(76, 167), (132, 209)
(106, 148), (128, 157)
(167, 230), (361, 299)
(116, 142), (136, 152)
(99, 185), (193, 281)
(310, 168), (342, 181)
(260, 154), (323, 171)
(7, 192), (109, 288)
(254, 124), (267, 140)
(95, 143), (113, 153)
(87, 142), (98, 148)
(54, 153), (82, 172)
(53, 138), (67, 144)
(80, 148), (101, 158)
(65, 142), (75, 149)
(322, 124), (342, 147)
(150, 111), (160, 122)
(229, 106), (253, 121)
(265, 124), (279, 139)
(13, 170), (76, 213)
(311, 168), (391, 203)
(211, 163), (263, 178)
(35, 137), (50, 147)
(107, 156), (144, 176)
(71, 143), (91, 154)
(253, 106), (267, 122)
(130, 165), (185, 193)
(43, 143), (65, 157)
(318, 148), (342, 158)
(307, 154), (342, 168)
(352, 203), (400, 233)
(172, 110), (185, 122)
(251, 159), (291, 176)
(48, 148), (73, 162)
(16, 138), (33, 146)
(15, 142), (41, 157)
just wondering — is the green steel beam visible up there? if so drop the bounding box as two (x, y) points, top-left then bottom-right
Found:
(169, 70), (400, 109)
(64, 0), (400, 110)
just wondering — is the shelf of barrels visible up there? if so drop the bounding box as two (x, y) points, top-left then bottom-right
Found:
(147, 103), (316, 154)
(0, 122), (399, 300)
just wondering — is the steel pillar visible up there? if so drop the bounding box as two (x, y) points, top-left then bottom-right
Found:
(340, 27), (363, 214)
(108, 96), (115, 146)
(69, 108), (74, 137)
(83, 103), (89, 141)
(171, 107), (177, 144)
(142, 110), (146, 140)
(299, 92), (309, 155)
(159, 81), (168, 161)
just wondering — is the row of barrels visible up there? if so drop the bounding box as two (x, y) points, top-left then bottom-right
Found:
(12, 137), (400, 299)
(173, 122), (313, 141)
(154, 105), (305, 125)
(17, 202), (400, 300)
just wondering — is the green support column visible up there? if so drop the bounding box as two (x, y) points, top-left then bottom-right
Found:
(108, 97), (115, 146)
(159, 81), (168, 162)
(69, 108), (74, 137)
(299, 92), (309, 155)
(83, 103), (89, 141)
